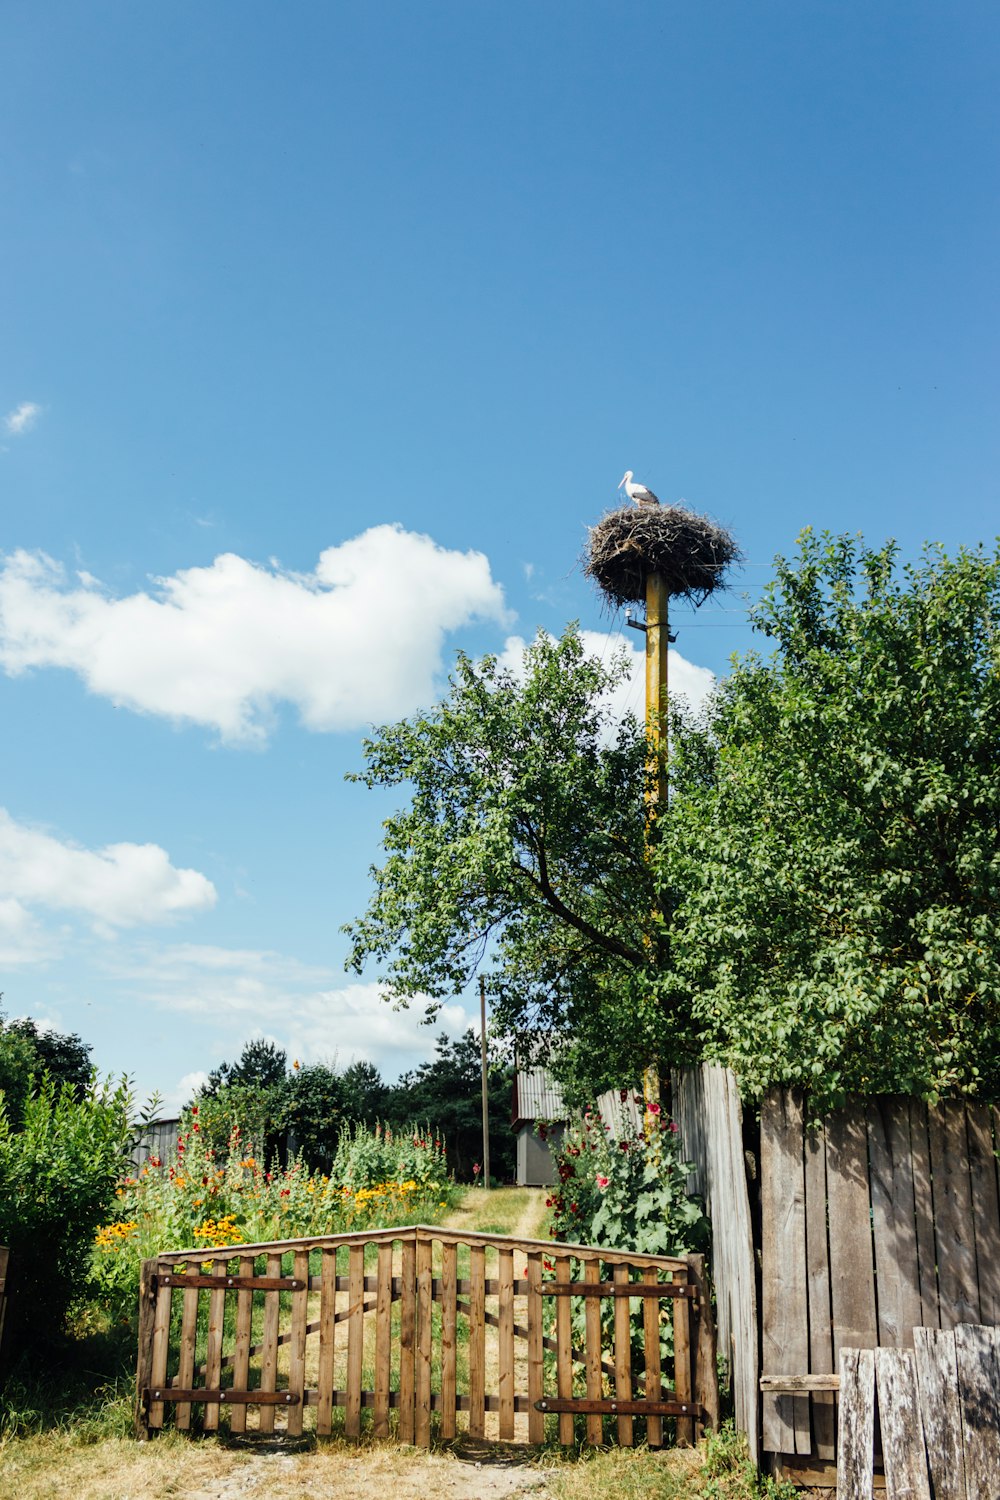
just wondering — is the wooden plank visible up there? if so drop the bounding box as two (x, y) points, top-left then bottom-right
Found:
(286, 1249), (309, 1437)
(673, 1267), (693, 1447)
(526, 1251), (544, 1443)
(913, 1326), (967, 1500)
(317, 1247), (337, 1436)
(542, 1281), (694, 1298)
(441, 1240), (458, 1441)
(399, 1238), (416, 1444)
(874, 1348), (931, 1500)
(613, 1261), (633, 1447)
(146, 1387), (299, 1406)
(347, 1242), (366, 1439)
(415, 1236), (433, 1447)
(535, 1397), (701, 1417)
(226, 1255), (254, 1436)
(642, 1264), (663, 1448)
(498, 1246), (515, 1440)
(760, 1374), (841, 1391)
(909, 1103), (940, 1330)
(803, 1118), (834, 1460)
(200, 1257), (227, 1433)
(837, 1347), (875, 1500)
(134, 1258), (159, 1437)
(158, 1272), (304, 1291)
(930, 1103), (981, 1328)
(257, 1252), (282, 1435)
(173, 1281), (200, 1432)
(967, 1106), (1000, 1325)
(373, 1242), (392, 1439)
(760, 1088), (810, 1455)
(468, 1244), (486, 1439)
(555, 1255), (574, 1445)
(955, 1323), (1000, 1498)
(889, 1101), (924, 1346)
(687, 1253), (719, 1437)
(827, 1104), (878, 1365)
(584, 1258), (603, 1446)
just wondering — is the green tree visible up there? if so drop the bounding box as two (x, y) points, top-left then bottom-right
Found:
(386, 1030), (515, 1181)
(0, 1008), (95, 1127)
(0, 1074), (133, 1350)
(283, 1063), (345, 1171)
(345, 627), (667, 1087)
(664, 533), (1000, 1113)
(340, 1060), (387, 1125)
(203, 1038), (288, 1094)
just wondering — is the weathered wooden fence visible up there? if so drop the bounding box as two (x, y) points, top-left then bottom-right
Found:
(673, 1069), (1000, 1484)
(838, 1326), (1000, 1499)
(673, 1065), (759, 1460)
(135, 1224), (717, 1446)
(760, 1092), (1000, 1481)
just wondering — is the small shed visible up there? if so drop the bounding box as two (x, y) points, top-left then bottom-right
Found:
(511, 1069), (568, 1185)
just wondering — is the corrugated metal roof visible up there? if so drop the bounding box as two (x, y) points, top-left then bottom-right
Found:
(512, 1067), (568, 1126)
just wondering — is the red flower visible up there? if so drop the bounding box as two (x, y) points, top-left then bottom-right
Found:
(620, 1089), (628, 1102)
(648, 1102), (661, 1116)
(191, 1106), (199, 1116)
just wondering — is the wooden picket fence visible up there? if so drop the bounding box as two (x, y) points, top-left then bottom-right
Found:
(135, 1224), (717, 1446)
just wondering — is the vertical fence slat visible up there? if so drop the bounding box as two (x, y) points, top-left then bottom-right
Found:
(373, 1241), (393, 1439)
(761, 1089), (811, 1456)
(827, 1105), (878, 1361)
(910, 1102), (940, 1330)
(227, 1255), (255, 1435)
(913, 1327), (967, 1500)
(613, 1262), (633, 1447)
(317, 1247), (337, 1436)
(201, 1257), (227, 1433)
(526, 1251), (544, 1443)
(929, 1103), (980, 1327)
(555, 1255), (573, 1445)
(468, 1244), (486, 1438)
(673, 1268), (693, 1447)
(687, 1253), (719, 1438)
(258, 1251), (282, 1435)
(441, 1240), (458, 1440)
(874, 1348), (931, 1500)
(642, 1265), (662, 1448)
(146, 1267), (172, 1431)
(135, 1259), (157, 1437)
(398, 1237), (416, 1444)
(837, 1347), (875, 1500)
(286, 1248), (310, 1437)
(173, 1282), (200, 1431)
(966, 1105), (1000, 1324)
(498, 1246), (515, 1440)
(584, 1258), (603, 1446)
(415, 1236), (433, 1447)
(347, 1243), (365, 1439)
(804, 1118), (835, 1459)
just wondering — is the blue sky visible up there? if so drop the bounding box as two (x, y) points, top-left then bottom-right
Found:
(1, 2), (996, 1110)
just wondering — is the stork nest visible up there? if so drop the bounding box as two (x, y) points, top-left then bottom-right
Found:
(584, 503), (739, 608)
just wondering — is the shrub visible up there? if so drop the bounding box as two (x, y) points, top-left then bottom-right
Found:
(0, 1075), (133, 1349)
(546, 1103), (709, 1258)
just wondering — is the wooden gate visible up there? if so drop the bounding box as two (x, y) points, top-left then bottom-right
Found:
(136, 1224), (717, 1446)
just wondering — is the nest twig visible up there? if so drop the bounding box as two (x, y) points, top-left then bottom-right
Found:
(584, 503), (739, 608)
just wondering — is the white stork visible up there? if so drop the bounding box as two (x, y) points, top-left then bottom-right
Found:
(618, 470), (660, 507)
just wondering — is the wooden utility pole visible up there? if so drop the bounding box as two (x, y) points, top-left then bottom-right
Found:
(479, 977), (491, 1191)
(643, 570), (670, 1122)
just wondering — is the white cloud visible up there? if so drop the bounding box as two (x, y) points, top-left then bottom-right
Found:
(106, 941), (472, 1083)
(0, 897), (53, 965)
(0, 527), (511, 744)
(496, 629), (716, 726)
(0, 808), (216, 930)
(4, 402), (41, 436)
